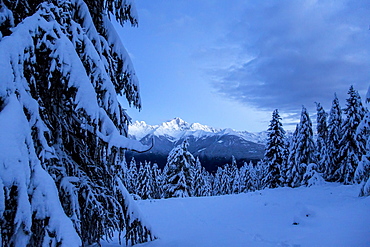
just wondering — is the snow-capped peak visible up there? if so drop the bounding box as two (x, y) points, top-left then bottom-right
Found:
(160, 117), (189, 131)
(129, 118), (267, 144)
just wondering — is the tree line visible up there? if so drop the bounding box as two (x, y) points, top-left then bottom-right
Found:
(124, 85), (370, 199)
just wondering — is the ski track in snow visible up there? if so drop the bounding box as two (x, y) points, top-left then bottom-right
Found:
(102, 184), (370, 247)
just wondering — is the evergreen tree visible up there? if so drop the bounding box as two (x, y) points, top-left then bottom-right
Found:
(0, 1), (155, 245)
(241, 161), (258, 192)
(263, 109), (287, 188)
(127, 158), (139, 195)
(212, 167), (223, 196)
(239, 162), (248, 192)
(302, 163), (325, 187)
(218, 165), (229, 195)
(202, 170), (213, 197)
(335, 86), (366, 184)
(219, 163), (236, 195)
(253, 161), (269, 191)
(325, 94), (343, 181)
(357, 86), (370, 196)
(151, 163), (163, 199)
(315, 102), (328, 173)
(192, 157), (211, 197)
(137, 161), (154, 200)
(231, 163), (241, 194)
(163, 139), (195, 198)
(286, 106), (316, 187)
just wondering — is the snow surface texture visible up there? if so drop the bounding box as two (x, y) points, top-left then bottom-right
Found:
(102, 184), (370, 247)
(129, 118), (268, 144)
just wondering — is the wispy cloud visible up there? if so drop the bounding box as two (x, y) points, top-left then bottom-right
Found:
(209, 0), (370, 114)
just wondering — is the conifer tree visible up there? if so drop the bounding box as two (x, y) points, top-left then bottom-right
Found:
(286, 106), (316, 187)
(335, 86), (366, 184)
(231, 165), (241, 194)
(202, 170), (213, 197)
(219, 165), (230, 195)
(127, 158), (139, 194)
(325, 94), (343, 181)
(0, 0), (155, 245)
(241, 161), (258, 192)
(137, 161), (154, 200)
(192, 157), (211, 197)
(238, 162), (248, 192)
(263, 109), (287, 188)
(219, 163), (236, 195)
(357, 86), (370, 196)
(253, 161), (269, 191)
(212, 166), (223, 196)
(315, 102), (328, 173)
(163, 139), (195, 198)
(302, 163), (325, 187)
(151, 163), (163, 199)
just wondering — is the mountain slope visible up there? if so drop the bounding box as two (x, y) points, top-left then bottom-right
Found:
(127, 118), (267, 171)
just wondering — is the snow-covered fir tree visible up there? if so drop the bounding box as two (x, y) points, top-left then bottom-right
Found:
(231, 157), (241, 194)
(263, 109), (287, 188)
(315, 102), (328, 173)
(0, 0), (155, 246)
(126, 158), (139, 195)
(357, 86), (370, 196)
(239, 162), (250, 192)
(325, 94), (343, 181)
(192, 157), (212, 197)
(302, 163), (325, 187)
(212, 166), (223, 196)
(202, 170), (213, 197)
(252, 161), (269, 191)
(163, 139), (196, 198)
(219, 163), (237, 195)
(239, 161), (265, 192)
(286, 106), (316, 187)
(335, 86), (366, 184)
(137, 161), (154, 200)
(151, 163), (163, 199)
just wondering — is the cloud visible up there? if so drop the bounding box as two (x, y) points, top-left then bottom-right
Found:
(210, 0), (370, 115)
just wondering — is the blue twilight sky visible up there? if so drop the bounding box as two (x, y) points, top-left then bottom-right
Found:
(116, 0), (370, 132)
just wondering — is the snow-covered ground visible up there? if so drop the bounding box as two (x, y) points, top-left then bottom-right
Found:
(103, 184), (370, 247)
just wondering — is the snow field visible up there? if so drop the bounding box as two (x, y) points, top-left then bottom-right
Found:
(103, 184), (370, 247)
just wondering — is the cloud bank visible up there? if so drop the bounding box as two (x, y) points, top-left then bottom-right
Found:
(211, 0), (370, 115)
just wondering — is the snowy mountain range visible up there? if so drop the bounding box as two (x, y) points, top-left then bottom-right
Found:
(127, 118), (267, 172)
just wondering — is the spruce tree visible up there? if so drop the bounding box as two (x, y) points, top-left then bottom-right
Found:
(219, 163), (236, 195)
(163, 139), (195, 198)
(137, 161), (154, 200)
(0, 0), (155, 246)
(242, 161), (258, 192)
(212, 166), (223, 196)
(230, 157), (240, 194)
(263, 109), (287, 188)
(151, 163), (163, 199)
(315, 102), (328, 173)
(127, 158), (139, 195)
(286, 106), (316, 187)
(325, 94), (343, 181)
(302, 163), (325, 187)
(357, 86), (370, 196)
(335, 86), (366, 184)
(253, 161), (269, 191)
(192, 157), (212, 197)
(238, 162), (248, 192)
